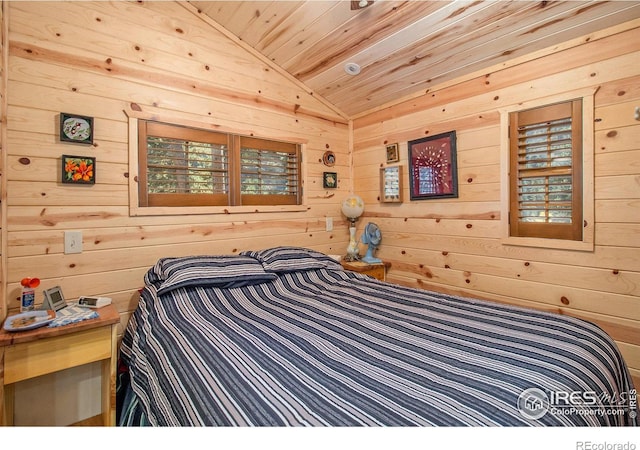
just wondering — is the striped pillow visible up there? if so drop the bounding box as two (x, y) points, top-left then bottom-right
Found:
(240, 246), (343, 273)
(154, 255), (277, 295)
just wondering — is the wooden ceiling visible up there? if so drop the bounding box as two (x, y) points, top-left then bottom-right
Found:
(189, 1), (640, 118)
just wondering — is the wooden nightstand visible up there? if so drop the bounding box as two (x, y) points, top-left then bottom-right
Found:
(0, 304), (120, 426)
(341, 260), (387, 281)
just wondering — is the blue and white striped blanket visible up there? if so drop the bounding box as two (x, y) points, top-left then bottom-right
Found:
(120, 251), (637, 426)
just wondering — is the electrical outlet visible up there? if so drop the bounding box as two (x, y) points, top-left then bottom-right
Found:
(325, 217), (333, 231)
(64, 231), (83, 254)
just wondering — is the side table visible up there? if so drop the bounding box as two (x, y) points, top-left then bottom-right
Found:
(341, 260), (387, 281)
(0, 303), (120, 426)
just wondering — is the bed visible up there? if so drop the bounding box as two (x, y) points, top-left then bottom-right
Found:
(117, 246), (638, 426)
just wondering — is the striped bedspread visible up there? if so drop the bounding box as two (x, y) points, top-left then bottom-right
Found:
(119, 251), (637, 426)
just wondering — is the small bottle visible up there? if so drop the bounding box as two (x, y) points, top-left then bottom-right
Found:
(21, 285), (35, 312)
(20, 277), (40, 312)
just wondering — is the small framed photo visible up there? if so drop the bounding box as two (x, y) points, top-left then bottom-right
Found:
(380, 166), (403, 203)
(408, 131), (458, 200)
(323, 172), (337, 189)
(386, 143), (399, 163)
(62, 155), (96, 184)
(322, 150), (336, 167)
(42, 286), (68, 311)
(60, 112), (94, 145)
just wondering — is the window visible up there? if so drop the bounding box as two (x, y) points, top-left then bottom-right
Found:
(239, 137), (301, 206)
(509, 100), (583, 241)
(138, 120), (301, 208)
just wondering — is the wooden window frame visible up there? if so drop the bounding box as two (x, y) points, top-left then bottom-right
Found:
(135, 120), (302, 212)
(500, 89), (595, 251)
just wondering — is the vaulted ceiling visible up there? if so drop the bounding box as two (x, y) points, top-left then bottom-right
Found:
(190, 1), (640, 118)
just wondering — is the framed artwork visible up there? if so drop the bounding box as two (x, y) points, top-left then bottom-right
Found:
(323, 172), (337, 189)
(408, 131), (458, 200)
(62, 155), (96, 184)
(322, 151), (336, 167)
(60, 112), (94, 145)
(386, 143), (399, 163)
(380, 166), (402, 203)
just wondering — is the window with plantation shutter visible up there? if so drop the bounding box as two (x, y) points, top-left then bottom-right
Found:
(240, 137), (300, 206)
(509, 100), (583, 241)
(138, 120), (301, 208)
(139, 121), (230, 207)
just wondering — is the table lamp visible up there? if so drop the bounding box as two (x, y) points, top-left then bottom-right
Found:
(341, 195), (364, 261)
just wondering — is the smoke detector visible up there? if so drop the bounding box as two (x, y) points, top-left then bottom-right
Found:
(344, 62), (361, 76)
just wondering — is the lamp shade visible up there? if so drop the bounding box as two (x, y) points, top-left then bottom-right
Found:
(341, 195), (364, 220)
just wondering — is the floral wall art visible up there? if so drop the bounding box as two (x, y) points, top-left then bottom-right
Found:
(61, 155), (96, 185)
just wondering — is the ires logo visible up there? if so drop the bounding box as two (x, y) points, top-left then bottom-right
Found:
(517, 388), (637, 421)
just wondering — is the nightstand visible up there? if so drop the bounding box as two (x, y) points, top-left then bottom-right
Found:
(0, 304), (120, 426)
(341, 260), (387, 281)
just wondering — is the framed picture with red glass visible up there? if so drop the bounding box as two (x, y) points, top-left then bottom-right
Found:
(408, 131), (458, 200)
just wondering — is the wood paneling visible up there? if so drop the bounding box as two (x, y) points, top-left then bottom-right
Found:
(0, 2), (7, 426)
(353, 26), (640, 382)
(3, 1), (349, 322)
(3, 2), (353, 421)
(3, 0), (639, 421)
(192, 1), (640, 117)
(1, 1), (7, 322)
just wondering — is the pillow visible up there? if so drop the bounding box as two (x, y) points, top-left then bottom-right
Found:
(153, 255), (277, 295)
(240, 246), (343, 273)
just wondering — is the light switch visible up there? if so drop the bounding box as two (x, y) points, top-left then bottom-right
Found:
(326, 217), (333, 231)
(64, 231), (83, 254)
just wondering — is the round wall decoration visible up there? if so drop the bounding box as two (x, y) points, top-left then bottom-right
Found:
(322, 151), (336, 167)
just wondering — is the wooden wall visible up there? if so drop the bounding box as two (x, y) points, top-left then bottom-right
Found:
(0, 1), (6, 322)
(3, 1), (351, 424)
(2, 0), (639, 423)
(352, 24), (640, 385)
(4, 1), (350, 332)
